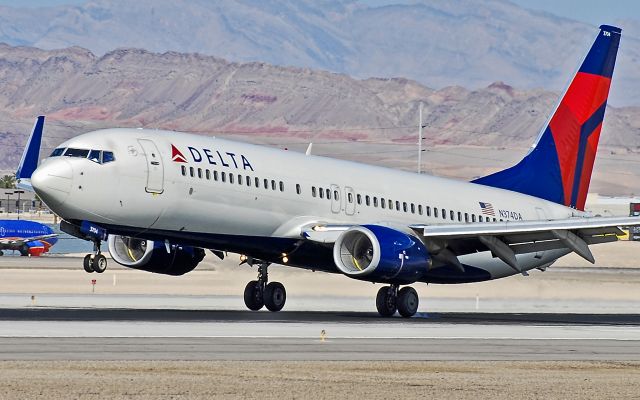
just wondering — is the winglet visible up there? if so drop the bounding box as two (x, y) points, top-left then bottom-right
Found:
(15, 116), (45, 191)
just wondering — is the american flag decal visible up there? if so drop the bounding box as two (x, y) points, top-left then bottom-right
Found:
(479, 202), (495, 216)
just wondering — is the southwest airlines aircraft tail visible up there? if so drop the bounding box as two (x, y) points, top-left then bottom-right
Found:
(474, 25), (621, 211)
(17, 25), (640, 317)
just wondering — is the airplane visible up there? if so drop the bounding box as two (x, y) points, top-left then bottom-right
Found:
(15, 24), (639, 317)
(0, 219), (58, 256)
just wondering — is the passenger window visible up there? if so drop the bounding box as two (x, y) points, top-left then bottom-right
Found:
(264, 179), (268, 189)
(373, 197), (378, 207)
(334, 190), (339, 200)
(189, 167), (194, 177)
(319, 188), (324, 199)
(434, 208), (439, 218)
(403, 202), (408, 212)
(214, 171), (219, 181)
(296, 184), (301, 195)
(238, 174), (243, 185)
(450, 210), (455, 220)
(396, 201), (400, 211)
(255, 177), (260, 187)
(327, 189), (332, 200)
(479, 216), (483, 222)
(221, 171), (226, 182)
(418, 205), (423, 215)
(381, 197), (385, 209)
(229, 174), (234, 184)
(465, 213), (469, 223)
(357, 194), (362, 205)
(312, 187), (317, 197)
(389, 200), (394, 210)
(411, 203), (415, 214)
(472, 215), (476, 222)
(365, 196), (370, 206)
(271, 180), (276, 190)
(181, 165), (187, 176)
(246, 176), (251, 186)
(279, 181), (284, 192)
(206, 170), (211, 180)
(197, 168), (203, 179)
(426, 206), (431, 217)
(348, 193), (353, 203)
(458, 212), (462, 222)
(442, 209), (446, 219)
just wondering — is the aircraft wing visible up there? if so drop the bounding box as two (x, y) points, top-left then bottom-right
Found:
(0, 233), (58, 247)
(302, 216), (640, 273)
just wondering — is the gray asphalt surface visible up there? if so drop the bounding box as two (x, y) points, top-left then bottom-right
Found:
(0, 308), (638, 361)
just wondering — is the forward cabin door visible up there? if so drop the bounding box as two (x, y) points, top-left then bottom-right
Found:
(138, 139), (164, 194)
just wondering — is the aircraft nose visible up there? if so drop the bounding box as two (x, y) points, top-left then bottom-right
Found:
(32, 159), (73, 206)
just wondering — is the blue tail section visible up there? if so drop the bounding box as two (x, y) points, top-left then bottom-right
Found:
(472, 25), (621, 211)
(16, 116), (45, 181)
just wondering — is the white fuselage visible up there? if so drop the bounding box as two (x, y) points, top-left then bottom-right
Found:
(32, 128), (580, 281)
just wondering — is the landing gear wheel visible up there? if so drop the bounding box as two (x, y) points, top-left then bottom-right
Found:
(376, 286), (397, 317)
(83, 255), (94, 273)
(244, 280), (264, 311)
(0, 250), (4, 256)
(397, 287), (419, 318)
(19, 245), (29, 257)
(92, 254), (107, 273)
(264, 282), (286, 312)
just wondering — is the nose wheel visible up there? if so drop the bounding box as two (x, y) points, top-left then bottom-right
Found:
(83, 241), (107, 273)
(243, 262), (287, 312)
(376, 285), (419, 318)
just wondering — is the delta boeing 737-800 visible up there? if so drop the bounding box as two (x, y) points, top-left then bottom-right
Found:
(15, 25), (640, 317)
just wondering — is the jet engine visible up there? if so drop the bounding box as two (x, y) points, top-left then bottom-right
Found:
(107, 235), (205, 276)
(333, 225), (430, 284)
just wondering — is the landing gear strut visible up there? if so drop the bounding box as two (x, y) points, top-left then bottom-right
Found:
(376, 284), (419, 318)
(83, 241), (107, 273)
(243, 262), (287, 312)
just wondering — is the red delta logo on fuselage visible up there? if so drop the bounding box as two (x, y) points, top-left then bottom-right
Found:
(171, 144), (254, 171)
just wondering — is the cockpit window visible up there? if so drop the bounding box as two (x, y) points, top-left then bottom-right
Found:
(50, 148), (65, 157)
(102, 151), (115, 164)
(64, 148), (90, 158)
(88, 150), (101, 163)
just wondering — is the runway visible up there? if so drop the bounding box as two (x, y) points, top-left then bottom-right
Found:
(1, 308), (638, 361)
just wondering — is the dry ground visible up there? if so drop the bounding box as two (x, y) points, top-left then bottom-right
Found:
(0, 361), (638, 400)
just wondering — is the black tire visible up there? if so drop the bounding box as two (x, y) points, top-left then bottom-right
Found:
(83, 254), (94, 273)
(19, 245), (30, 257)
(264, 282), (286, 312)
(376, 286), (397, 317)
(243, 280), (264, 311)
(92, 254), (107, 273)
(0, 250), (4, 256)
(397, 287), (419, 318)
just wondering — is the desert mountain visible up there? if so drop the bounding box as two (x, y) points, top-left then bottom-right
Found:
(0, 0), (638, 105)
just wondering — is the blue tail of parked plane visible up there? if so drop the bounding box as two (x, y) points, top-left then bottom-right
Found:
(473, 25), (621, 211)
(15, 116), (45, 190)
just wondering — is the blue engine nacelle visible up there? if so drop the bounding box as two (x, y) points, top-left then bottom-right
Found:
(108, 235), (205, 276)
(333, 225), (431, 284)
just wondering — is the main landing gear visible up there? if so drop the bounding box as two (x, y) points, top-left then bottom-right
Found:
(83, 240), (107, 273)
(243, 262), (287, 312)
(376, 284), (419, 318)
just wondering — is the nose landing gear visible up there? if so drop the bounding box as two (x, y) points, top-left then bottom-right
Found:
(83, 241), (107, 273)
(243, 261), (287, 312)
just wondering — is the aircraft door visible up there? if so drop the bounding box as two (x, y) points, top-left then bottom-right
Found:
(344, 186), (356, 215)
(330, 184), (341, 214)
(137, 139), (164, 194)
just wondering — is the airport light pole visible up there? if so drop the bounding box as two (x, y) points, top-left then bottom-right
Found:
(14, 190), (24, 220)
(5, 192), (12, 215)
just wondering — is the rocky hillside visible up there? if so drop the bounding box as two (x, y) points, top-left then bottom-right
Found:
(0, 44), (639, 172)
(0, 0), (638, 105)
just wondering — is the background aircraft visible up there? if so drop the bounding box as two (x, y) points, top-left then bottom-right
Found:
(0, 219), (57, 256)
